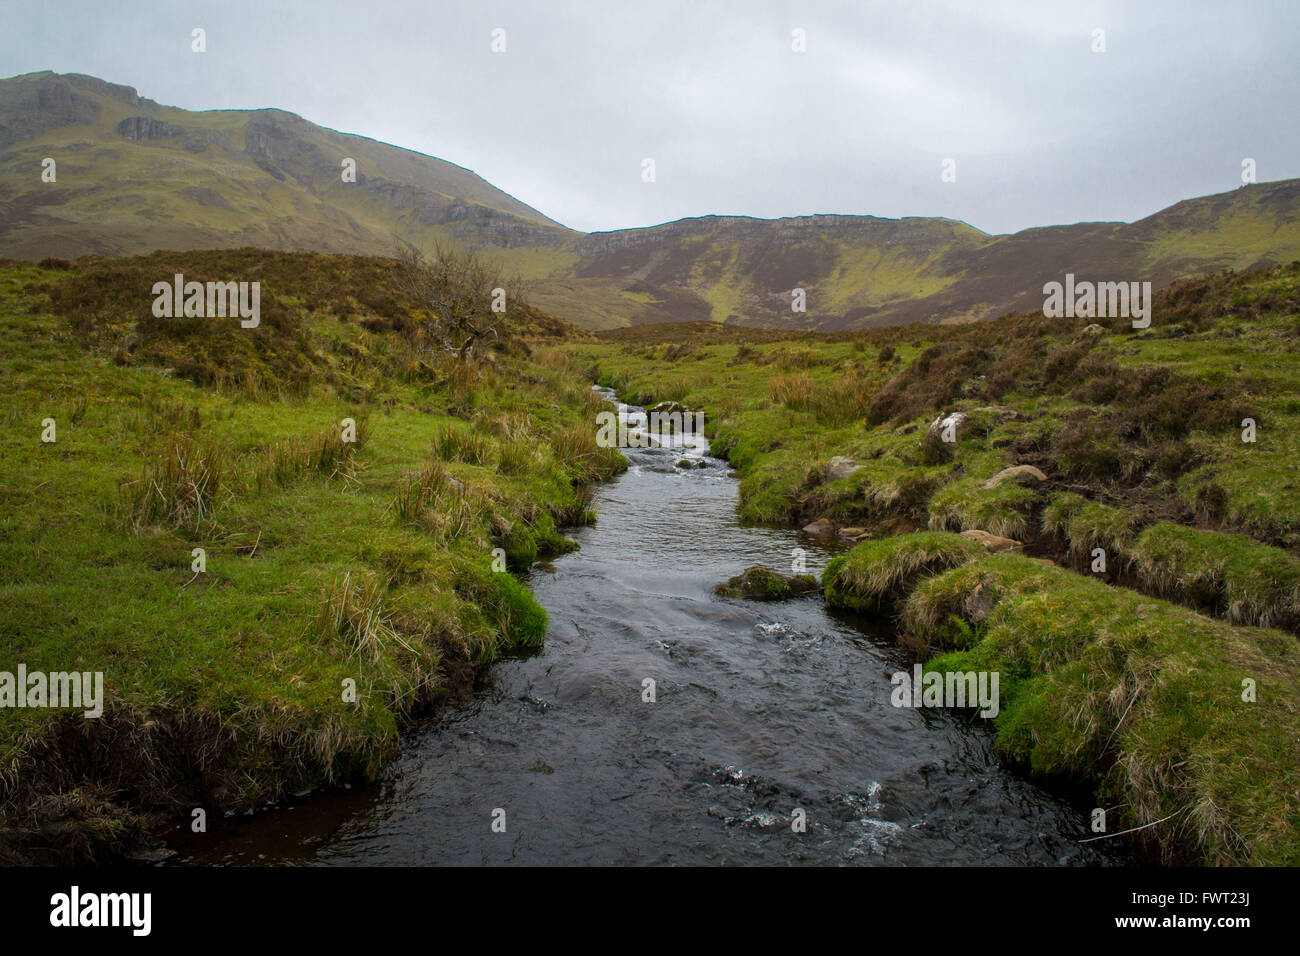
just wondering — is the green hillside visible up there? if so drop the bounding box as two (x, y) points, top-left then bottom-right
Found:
(0, 71), (573, 265)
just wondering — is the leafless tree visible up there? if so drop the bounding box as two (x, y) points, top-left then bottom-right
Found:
(396, 241), (517, 363)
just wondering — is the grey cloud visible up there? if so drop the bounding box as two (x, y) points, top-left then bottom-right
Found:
(3, 0), (1296, 235)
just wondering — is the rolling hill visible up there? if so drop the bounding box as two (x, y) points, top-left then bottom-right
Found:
(3, 70), (1299, 331)
(0, 71), (574, 265)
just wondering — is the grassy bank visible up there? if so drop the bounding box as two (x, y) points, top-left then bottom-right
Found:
(897, 550), (1300, 865)
(0, 250), (623, 863)
(563, 262), (1300, 864)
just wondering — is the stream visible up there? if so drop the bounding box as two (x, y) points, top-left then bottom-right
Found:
(168, 389), (1126, 866)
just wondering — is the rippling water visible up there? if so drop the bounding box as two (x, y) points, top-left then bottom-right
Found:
(170, 391), (1125, 866)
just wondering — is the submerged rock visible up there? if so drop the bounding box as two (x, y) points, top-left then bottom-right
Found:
(714, 565), (820, 601)
(802, 517), (835, 536)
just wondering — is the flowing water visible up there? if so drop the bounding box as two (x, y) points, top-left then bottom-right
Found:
(169, 390), (1125, 866)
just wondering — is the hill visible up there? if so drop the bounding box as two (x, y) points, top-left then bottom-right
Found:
(0, 71), (573, 266)
(3, 70), (1300, 332)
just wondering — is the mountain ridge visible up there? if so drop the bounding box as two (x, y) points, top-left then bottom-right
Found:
(3, 71), (1298, 330)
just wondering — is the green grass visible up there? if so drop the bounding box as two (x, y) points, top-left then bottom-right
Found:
(1040, 492), (1141, 567)
(902, 553), (1300, 865)
(821, 532), (984, 612)
(1132, 523), (1300, 629)
(0, 254), (621, 862)
(928, 463), (1038, 540)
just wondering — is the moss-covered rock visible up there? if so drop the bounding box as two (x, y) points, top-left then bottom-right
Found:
(714, 565), (820, 600)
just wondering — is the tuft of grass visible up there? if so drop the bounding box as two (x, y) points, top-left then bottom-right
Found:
(769, 372), (814, 409)
(928, 474), (1036, 540)
(822, 531), (984, 612)
(498, 441), (538, 476)
(118, 435), (231, 532)
(390, 461), (448, 524)
(1040, 492), (1140, 567)
(1131, 523), (1300, 629)
(431, 425), (493, 465)
(255, 418), (366, 490)
(317, 572), (417, 665)
(549, 422), (624, 483)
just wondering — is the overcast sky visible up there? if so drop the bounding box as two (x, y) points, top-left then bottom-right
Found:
(4, 0), (1297, 235)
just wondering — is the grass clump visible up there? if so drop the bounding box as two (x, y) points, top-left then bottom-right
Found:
(255, 417), (366, 490)
(928, 474), (1036, 540)
(432, 425), (494, 465)
(550, 422), (625, 483)
(1132, 522), (1300, 630)
(822, 531), (984, 612)
(118, 435), (232, 532)
(454, 563), (548, 649)
(1040, 492), (1140, 568)
(318, 571), (419, 666)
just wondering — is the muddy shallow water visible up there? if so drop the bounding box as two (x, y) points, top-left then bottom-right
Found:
(168, 391), (1126, 866)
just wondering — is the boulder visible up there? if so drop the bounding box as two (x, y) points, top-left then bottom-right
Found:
(927, 411), (968, 444)
(648, 401), (686, 416)
(960, 529), (1023, 553)
(827, 456), (861, 482)
(1082, 323), (1105, 335)
(838, 526), (870, 540)
(801, 518), (835, 536)
(982, 465), (1048, 490)
(962, 581), (995, 623)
